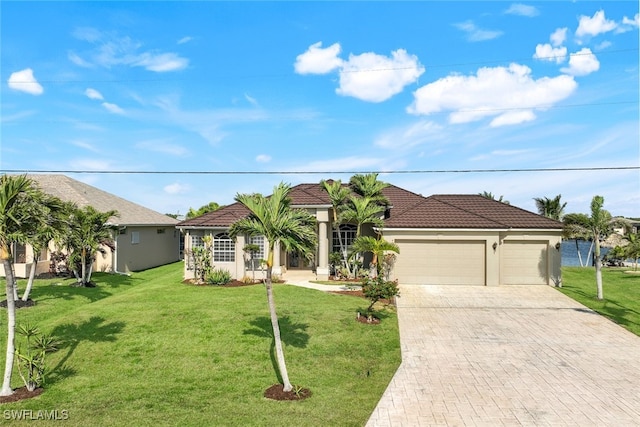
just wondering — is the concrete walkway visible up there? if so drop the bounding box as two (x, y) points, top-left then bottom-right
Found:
(366, 285), (640, 426)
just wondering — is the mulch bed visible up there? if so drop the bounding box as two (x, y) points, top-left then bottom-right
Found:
(0, 387), (43, 404)
(264, 384), (311, 401)
(183, 278), (286, 287)
(0, 299), (36, 309)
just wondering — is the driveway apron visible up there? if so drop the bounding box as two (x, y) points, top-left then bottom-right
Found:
(367, 285), (640, 426)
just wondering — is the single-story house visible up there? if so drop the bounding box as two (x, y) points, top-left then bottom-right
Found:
(176, 182), (563, 286)
(1, 174), (180, 278)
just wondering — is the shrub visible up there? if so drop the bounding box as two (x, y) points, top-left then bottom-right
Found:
(15, 323), (61, 391)
(206, 268), (232, 286)
(361, 277), (399, 312)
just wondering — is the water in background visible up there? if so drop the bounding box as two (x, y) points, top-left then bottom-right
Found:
(561, 239), (610, 267)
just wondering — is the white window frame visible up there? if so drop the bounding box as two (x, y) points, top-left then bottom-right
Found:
(213, 233), (235, 262)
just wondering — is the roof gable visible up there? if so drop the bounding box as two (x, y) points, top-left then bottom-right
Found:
(27, 174), (178, 226)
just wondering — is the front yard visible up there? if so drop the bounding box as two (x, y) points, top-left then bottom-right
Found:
(0, 262), (400, 426)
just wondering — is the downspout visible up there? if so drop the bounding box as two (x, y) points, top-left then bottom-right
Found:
(111, 227), (131, 276)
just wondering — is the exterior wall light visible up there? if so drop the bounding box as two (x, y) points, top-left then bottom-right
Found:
(555, 242), (561, 251)
(492, 242), (498, 251)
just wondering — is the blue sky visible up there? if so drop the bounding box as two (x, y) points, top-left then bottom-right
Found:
(1, 1), (638, 218)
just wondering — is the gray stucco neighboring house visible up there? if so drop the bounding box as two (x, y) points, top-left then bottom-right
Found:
(2, 174), (180, 278)
(176, 182), (564, 286)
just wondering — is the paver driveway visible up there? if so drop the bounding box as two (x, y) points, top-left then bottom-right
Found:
(366, 285), (640, 426)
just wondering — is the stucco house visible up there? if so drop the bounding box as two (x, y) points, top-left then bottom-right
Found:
(176, 182), (563, 286)
(1, 174), (180, 278)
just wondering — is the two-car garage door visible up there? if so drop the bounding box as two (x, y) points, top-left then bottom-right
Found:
(394, 240), (485, 285)
(393, 239), (550, 285)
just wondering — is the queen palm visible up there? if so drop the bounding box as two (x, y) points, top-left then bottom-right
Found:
(534, 194), (567, 221)
(320, 179), (351, 275)
(349, 173), (389, 206)
(229, 183), (317, 392)
(0, 175), (49, 396)
(339, 197), (384, 238)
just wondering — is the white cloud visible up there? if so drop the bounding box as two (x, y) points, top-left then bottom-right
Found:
(69, 28), (189, 73)
(133, 52), (188, 72)
(85, 88), (104, 100)
(550, 28), (568, 46)
(177, 36), (193, 45)
(576, 10), (617, 38)
(561, 48), (600, 76)
(408, 63), (578, 127)
(136, 140), (189, 156)
(256, 154), (271, 163)
(244, 93), (259, 107)
(337, 49), (424, 102)
(294, 42), (343, 74)
(533, 44), (567, 63)
(164, 183), (190, 195)
(504, 3), (539, 17)
(619, 13), (640, 32)
(70, 140), (100, 153)
(454, 21), (503, 42)
(102, 102), (125, 114)
(7, 68), (44, 95)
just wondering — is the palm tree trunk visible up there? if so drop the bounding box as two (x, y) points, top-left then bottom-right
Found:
(265, 249), (292, 392)
(595, 237), (603, 300)
(575, 239), (584, 267)
(1, 251), (16, 396)
(81, 248), (87, 286)
(22, 258), (38, 301)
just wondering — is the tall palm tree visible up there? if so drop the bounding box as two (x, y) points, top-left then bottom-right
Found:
(349, 173), (389, 206)
(60, 205), (118, 286)
(0, 175), (49, 396)
(229, 183), (317, 392)
(350, 236), (400, 277)
(534, 194), (567, 221)
(320, 179), (351, 274)
(339, 197), (385, 238)
(563, 212), (592, 267)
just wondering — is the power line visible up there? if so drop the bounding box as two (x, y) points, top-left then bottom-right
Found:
(2, 166), (638, 175)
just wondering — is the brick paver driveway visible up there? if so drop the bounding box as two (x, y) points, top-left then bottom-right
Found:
(367, 285), (640, 426)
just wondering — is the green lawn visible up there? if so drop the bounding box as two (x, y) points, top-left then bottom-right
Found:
(558, 266), (640, 336)
(1, 262), (400, 426)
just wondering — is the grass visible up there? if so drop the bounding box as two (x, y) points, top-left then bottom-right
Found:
(1, 262), (400, 426)
(558, 266), (640, 336)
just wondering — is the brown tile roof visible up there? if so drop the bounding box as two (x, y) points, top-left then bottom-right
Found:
(26, 174), (178, 226)
(176, 182), (563, 230)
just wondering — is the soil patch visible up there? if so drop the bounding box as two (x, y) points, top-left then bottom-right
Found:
(0, 299), (36, 309)
(0, 387), (43, 404)
(264, 384), (311, 401)
(355, 313), (381, 325)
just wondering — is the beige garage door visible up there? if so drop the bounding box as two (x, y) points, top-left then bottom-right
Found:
(501, 241), (548, 285)
(394, 240), (485, 285)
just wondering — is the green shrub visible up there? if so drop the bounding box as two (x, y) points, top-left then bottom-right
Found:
(361, 277), (400, 312)
(206, 268), (232, 286)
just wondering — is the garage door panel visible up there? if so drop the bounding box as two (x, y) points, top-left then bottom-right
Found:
(395, 240), (485, 285)
(502, 241), (548, 285)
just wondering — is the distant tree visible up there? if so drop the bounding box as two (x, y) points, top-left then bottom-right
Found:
(533, 194), (567, 221)
(59, 205), (118, 286)
(186, 202), (221, 219)
(229, 183), (317, 392)
(479, 191), (509, 204)
(624, 233), (640, 271)
(165, 213), (179, 219)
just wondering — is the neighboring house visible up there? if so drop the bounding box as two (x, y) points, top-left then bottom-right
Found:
(176, 182), (563, 286)
(1, 174), (180, 278)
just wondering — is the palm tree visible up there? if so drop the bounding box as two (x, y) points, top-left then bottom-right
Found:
(534, 194), (567, 221)
(625, 233), (640, 271)
(479, 191), (510, 204)
(339, 197), (385, 238)
(320, 179), (351, 275)
(349, 173), (389, 206)
(350, 236), (399, 277)
(229, 183), (317, 392)
(563, 213), (592, 267)
(60, 205), (118, 286)
(0, 175), (49, 396)
(21, 195), (66, 301)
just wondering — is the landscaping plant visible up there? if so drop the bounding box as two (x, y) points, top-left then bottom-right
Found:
(15, 323), (60, 391)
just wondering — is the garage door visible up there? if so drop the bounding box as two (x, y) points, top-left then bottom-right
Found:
(501, 241), (548, 285)
(394, 240), (485, 285)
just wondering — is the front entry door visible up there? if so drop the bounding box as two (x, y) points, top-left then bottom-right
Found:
(288, 251), (313, 270)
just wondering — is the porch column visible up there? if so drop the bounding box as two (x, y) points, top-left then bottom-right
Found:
(316, 209), (330, 280)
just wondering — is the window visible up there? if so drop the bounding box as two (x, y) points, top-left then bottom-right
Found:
(13, 243), (27, 263)
(131, 231), (140, 244)
(191, 235), (204, 249)
(157, 228), (166, 234)
(213, 233), (235, 262)
(248, 235), (265, 260)
(332, 224), (357, 254)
